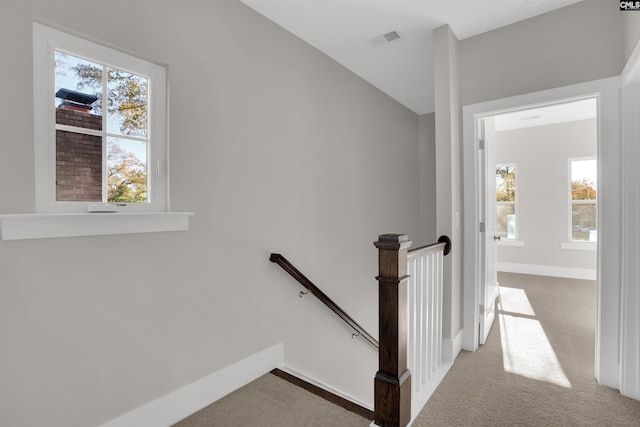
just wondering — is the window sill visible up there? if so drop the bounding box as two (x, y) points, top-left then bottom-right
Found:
(497, 239), (524, 247)
(560, 241), (597, 251)
(0, 212), (193, 241)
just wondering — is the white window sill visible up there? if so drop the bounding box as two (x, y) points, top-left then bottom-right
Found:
(0, 212), (193, 241)
(497, 239), (524, 247)
(560, 241), (597, 251)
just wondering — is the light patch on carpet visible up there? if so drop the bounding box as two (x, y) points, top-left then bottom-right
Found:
(499, 286), (535, 316)
(499, 313), (572, 388)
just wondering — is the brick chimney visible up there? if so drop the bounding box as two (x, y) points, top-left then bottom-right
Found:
(55, 89), (103, 202)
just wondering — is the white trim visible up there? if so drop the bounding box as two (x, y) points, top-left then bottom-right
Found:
(561, 241), (597, 251)
(409, 360), (454, 426)
(99, 343), (284, 427)
(405, 334), (459, 427)
(442, 328), (463, 363)
(620, 80), (640, 400)
(54, 124), (149, 144)
(277, 366), (373, 411)
(370, 354), (456, 427)
(462, 103), (481, 351)
(462, 77), (621, 390)
(33, 23), (168, 213)
(0, 212), (193, 240)
(622, 39), (640, 84)
(497, 262), (596, 281)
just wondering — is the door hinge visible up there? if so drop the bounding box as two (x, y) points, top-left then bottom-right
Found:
(479, 304), (485, 315)
(478, 139), (485, 150)
(479, 222), (486, 232)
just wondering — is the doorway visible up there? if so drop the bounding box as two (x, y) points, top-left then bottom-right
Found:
(461, 77), (622, 389)
(491, 99), (599, 276)
(475, 98), (598, 346)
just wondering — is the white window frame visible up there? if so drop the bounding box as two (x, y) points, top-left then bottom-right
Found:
(33, 23), (167, 213)
(496, 163), (517, 240)
(569, 156), (597, 242)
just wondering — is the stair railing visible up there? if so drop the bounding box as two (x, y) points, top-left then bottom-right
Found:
(269, 253), (379, 349)
(269, 233), (451, 427)
(405, 235), (451, 422)
(374, 234), (451, 427)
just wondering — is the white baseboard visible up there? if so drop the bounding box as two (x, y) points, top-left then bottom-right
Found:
(99, 343), (284, 427)
(408, 360), (454, 427)
(370, 355), (457, 427)
(497, 262), (596, 280)
(442, 329), (463, 363)
(278, 365), (373, 411)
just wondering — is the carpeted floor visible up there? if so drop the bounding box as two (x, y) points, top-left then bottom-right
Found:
(414, 272), (640, 426)
(174, 273), (640, 426)
(172, 372), (370, 426)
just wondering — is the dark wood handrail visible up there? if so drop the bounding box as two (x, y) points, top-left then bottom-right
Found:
(407, 235), (452, 259)
(269, 253), (379, 350)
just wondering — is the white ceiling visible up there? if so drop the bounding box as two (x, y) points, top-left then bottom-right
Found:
(494, 97), (597, 132)
(239, 0), (583, 115)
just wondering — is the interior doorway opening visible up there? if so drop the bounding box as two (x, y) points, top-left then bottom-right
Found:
(490, 98), (599, 278)
(474, 97), (599, 347)
(462, 77), (621, 389)
(478, 98), (599, 388)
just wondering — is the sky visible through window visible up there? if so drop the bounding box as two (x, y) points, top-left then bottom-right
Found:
(571, 159), (597, 188)
(55, 52), (147, 162)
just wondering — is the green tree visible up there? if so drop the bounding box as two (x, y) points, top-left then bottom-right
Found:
(572, 179), (596, 200)
(72, 64), (148, 137)
(107, 144), (147, 203)
(496, 166), (516, 202)
(70, 60), (148, 203)
(57, 54), (149, 203)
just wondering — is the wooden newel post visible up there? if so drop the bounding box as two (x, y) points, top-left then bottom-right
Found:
(374, 234), (412, 427)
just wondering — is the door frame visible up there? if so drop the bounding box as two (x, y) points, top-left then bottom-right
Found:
(461, 77), (621, 389)
(620, 41), (640, 400)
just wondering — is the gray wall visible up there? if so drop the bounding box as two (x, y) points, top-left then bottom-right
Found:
(419, 113), (437, 244)
(496, 119), (598, 272)
(624, 10), (640, 62)
(434, 25), (463, 342)
(0, 0), (631, 425)
(0, 1), (421, 426)
(459, 0), (623, 107)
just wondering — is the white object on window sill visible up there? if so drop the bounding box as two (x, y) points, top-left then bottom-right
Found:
(560, 241), (597, 251)
(0, 212), (193, 241)
(87, 203), (119, 213)
(497, 239), (525, 247)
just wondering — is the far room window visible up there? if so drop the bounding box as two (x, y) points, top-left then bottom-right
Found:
(570, 158), (597, 242)
(33, 23), (167, 213)
(496, 164), (516, 239)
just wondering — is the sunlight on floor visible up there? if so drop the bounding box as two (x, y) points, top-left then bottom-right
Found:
(499, 286), (536, 316)
(499, 286), (572, 388)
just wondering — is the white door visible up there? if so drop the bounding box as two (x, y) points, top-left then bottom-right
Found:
(478, 117), (499, 345)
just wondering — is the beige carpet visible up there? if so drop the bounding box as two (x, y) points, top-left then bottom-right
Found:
(414, 272), (640, 426)
(172, 373), (370, 426)
(174, 273), (640, 426)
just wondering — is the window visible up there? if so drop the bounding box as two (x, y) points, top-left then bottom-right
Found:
(496, 164), (516, 239)
(570, 158), (597, 242)
(33, 23), (167, 213)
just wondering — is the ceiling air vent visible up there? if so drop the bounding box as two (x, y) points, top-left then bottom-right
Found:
(382, 31), (400, 42)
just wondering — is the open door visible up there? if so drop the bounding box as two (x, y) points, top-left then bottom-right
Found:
(478, 117), (499, 345)
(463, 78), (620, 386)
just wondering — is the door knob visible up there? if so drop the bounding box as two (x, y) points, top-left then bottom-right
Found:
(493, 235), (501, 241)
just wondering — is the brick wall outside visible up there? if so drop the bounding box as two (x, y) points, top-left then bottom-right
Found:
(56, 108), (102, 202)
